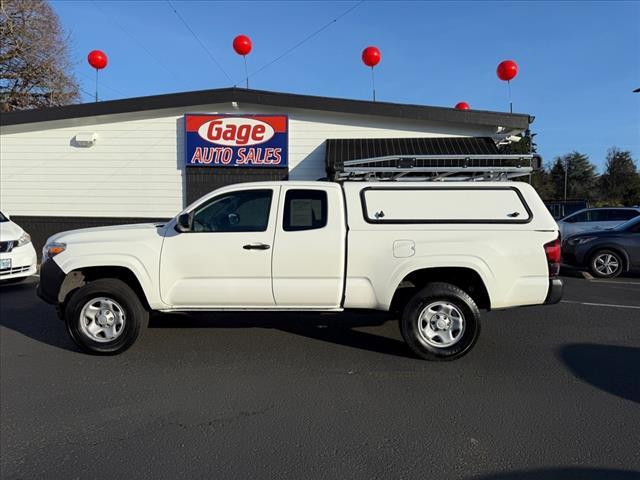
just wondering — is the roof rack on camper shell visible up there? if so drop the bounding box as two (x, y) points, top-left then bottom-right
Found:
(335, 153), (542, 182)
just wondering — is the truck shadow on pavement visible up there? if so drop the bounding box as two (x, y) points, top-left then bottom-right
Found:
(0, 282), (78, 352)
(149, 310), (415, 359)
(469, 467), (640, 480)
(0, 281), (413, 358)
(559, 343), (640, 404)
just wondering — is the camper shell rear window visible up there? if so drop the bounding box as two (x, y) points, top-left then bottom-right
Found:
(360, 186), (532, 224)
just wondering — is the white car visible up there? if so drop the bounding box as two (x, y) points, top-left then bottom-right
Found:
(0, 212), (37, 283)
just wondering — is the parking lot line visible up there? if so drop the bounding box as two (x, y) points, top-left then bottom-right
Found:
(581, 271), (594, 280)
(561, 300), (640, 310)
(588, 279), (640, 286)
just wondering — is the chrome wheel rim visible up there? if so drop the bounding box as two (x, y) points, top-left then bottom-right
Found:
(594, 253), (620, 276)
(79, 297), (126, 343)
(417, 301), (465, 348)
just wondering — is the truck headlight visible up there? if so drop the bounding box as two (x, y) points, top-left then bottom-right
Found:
(16, 232), (31, 247)
(42, 242), (66, 261)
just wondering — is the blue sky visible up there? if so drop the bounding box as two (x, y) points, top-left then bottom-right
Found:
(51, 0), (639, 171)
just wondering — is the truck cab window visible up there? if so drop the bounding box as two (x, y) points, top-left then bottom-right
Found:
(283, 189), (327, 231)
(192, 189), (272, 232)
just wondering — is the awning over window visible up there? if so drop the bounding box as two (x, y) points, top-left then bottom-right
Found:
(325, 137), (500, 176)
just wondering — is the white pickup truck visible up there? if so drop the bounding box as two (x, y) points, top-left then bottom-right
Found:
(38, 180), (562, 360)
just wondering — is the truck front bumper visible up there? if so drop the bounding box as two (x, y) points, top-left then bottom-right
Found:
(544, 278), (563, 305)
(36, 259), (66, 305)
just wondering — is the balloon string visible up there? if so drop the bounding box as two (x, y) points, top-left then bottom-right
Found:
(243, 56), (249, 89)
(508, 80), (512, 113)
(371, 67), (376, 102)
(95, 68), (98, 102)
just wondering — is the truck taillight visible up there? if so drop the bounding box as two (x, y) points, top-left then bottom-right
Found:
(544, 238), (561, 277)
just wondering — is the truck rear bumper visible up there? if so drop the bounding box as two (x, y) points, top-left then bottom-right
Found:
(544, 278), (563, 305)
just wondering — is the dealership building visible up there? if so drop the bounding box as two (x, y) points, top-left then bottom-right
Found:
(0, 87), (531, 251)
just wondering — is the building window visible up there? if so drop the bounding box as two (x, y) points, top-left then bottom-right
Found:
(192, 189), (272, 232)
(283, 189), (327, 231)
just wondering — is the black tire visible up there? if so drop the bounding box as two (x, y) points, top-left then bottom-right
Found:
(400, 282), (481, 361)
(64, 278), (148, 355)
(589, 249), (624, 278)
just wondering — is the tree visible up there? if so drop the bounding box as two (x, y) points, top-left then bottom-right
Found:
(599, 148), (640, 206)
(529, 168), (554, 200)
(548, 152), (598, 201)
(0, 0), (78, 111)
(499, 128), (537, 155)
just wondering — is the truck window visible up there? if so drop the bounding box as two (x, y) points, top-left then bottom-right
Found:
(192, 189), (272, 232)
(361, 187), (531, 223)
(283, 189), (327, 231)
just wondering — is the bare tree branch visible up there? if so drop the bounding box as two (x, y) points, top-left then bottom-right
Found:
(0, 0), (79, 111)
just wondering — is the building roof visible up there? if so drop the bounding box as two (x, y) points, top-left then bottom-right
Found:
(0, 87), (532, 130)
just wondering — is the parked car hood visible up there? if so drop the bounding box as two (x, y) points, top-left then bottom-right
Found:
(0, 221), (24, 242)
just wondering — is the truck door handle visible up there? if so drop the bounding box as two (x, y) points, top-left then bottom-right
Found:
(243, 243), (271, 250)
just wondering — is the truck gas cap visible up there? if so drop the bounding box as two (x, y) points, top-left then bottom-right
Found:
(393, 240), (415, 258)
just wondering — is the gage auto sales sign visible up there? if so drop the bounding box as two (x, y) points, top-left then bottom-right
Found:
(184, 114), (288, 167)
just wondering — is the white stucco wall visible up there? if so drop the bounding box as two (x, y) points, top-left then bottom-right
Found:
(0, 102), (498, 218)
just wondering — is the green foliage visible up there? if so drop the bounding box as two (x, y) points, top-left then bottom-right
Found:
(599, 148), (640, 206)
(500, 128), (537, 155)
(530, 146), (640, 206)
(547, 152), (598, 201)
(529, 169), (554, 199)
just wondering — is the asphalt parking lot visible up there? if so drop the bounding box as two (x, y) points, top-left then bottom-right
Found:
(1, 273), (639, 480)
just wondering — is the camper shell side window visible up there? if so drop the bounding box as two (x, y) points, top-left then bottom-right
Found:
(360, 186), (533, 224)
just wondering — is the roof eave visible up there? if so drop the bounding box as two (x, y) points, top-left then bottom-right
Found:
(0, 87), (531, 130)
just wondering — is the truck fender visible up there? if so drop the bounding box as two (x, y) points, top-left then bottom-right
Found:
(55, 254), (166, 310)
(385, 257), (495, 309)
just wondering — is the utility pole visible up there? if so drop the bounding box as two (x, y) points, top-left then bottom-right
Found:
(563, 158), (569, 201)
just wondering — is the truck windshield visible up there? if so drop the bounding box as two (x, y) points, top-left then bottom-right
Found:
(0, 212), (7, 222)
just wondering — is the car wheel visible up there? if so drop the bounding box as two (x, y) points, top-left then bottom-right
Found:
(400, 282), (480, 361)
(589, 250), (624, 278)
(64, 278), (147, 355)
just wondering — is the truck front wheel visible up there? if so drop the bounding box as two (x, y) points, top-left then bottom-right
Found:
(64, 278), (147, 355)
(400, 282), (480, 361)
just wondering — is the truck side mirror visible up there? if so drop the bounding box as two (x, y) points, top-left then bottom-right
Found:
(176, 213), (193, 233)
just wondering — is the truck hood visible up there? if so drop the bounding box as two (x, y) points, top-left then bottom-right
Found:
(47, 222), (166, 245)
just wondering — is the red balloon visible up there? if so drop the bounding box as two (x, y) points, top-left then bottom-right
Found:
(497, 60), (518, 81)
(362, 46), (381, 67)
(455, 102), (470, 110)
(233, 35), (252, 56)
(87, 50), (108, 70)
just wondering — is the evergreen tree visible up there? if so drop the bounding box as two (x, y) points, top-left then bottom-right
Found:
(599, 148), (640, 206)
(500, 128), (537, 155)
(548, 152), (598, 201)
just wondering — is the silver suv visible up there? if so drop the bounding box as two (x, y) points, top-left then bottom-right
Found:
(557, 207), (640, 239)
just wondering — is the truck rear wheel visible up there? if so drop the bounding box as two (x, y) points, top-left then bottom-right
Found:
(64, 278), (147, 355)
(400, 282), (480, 361)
